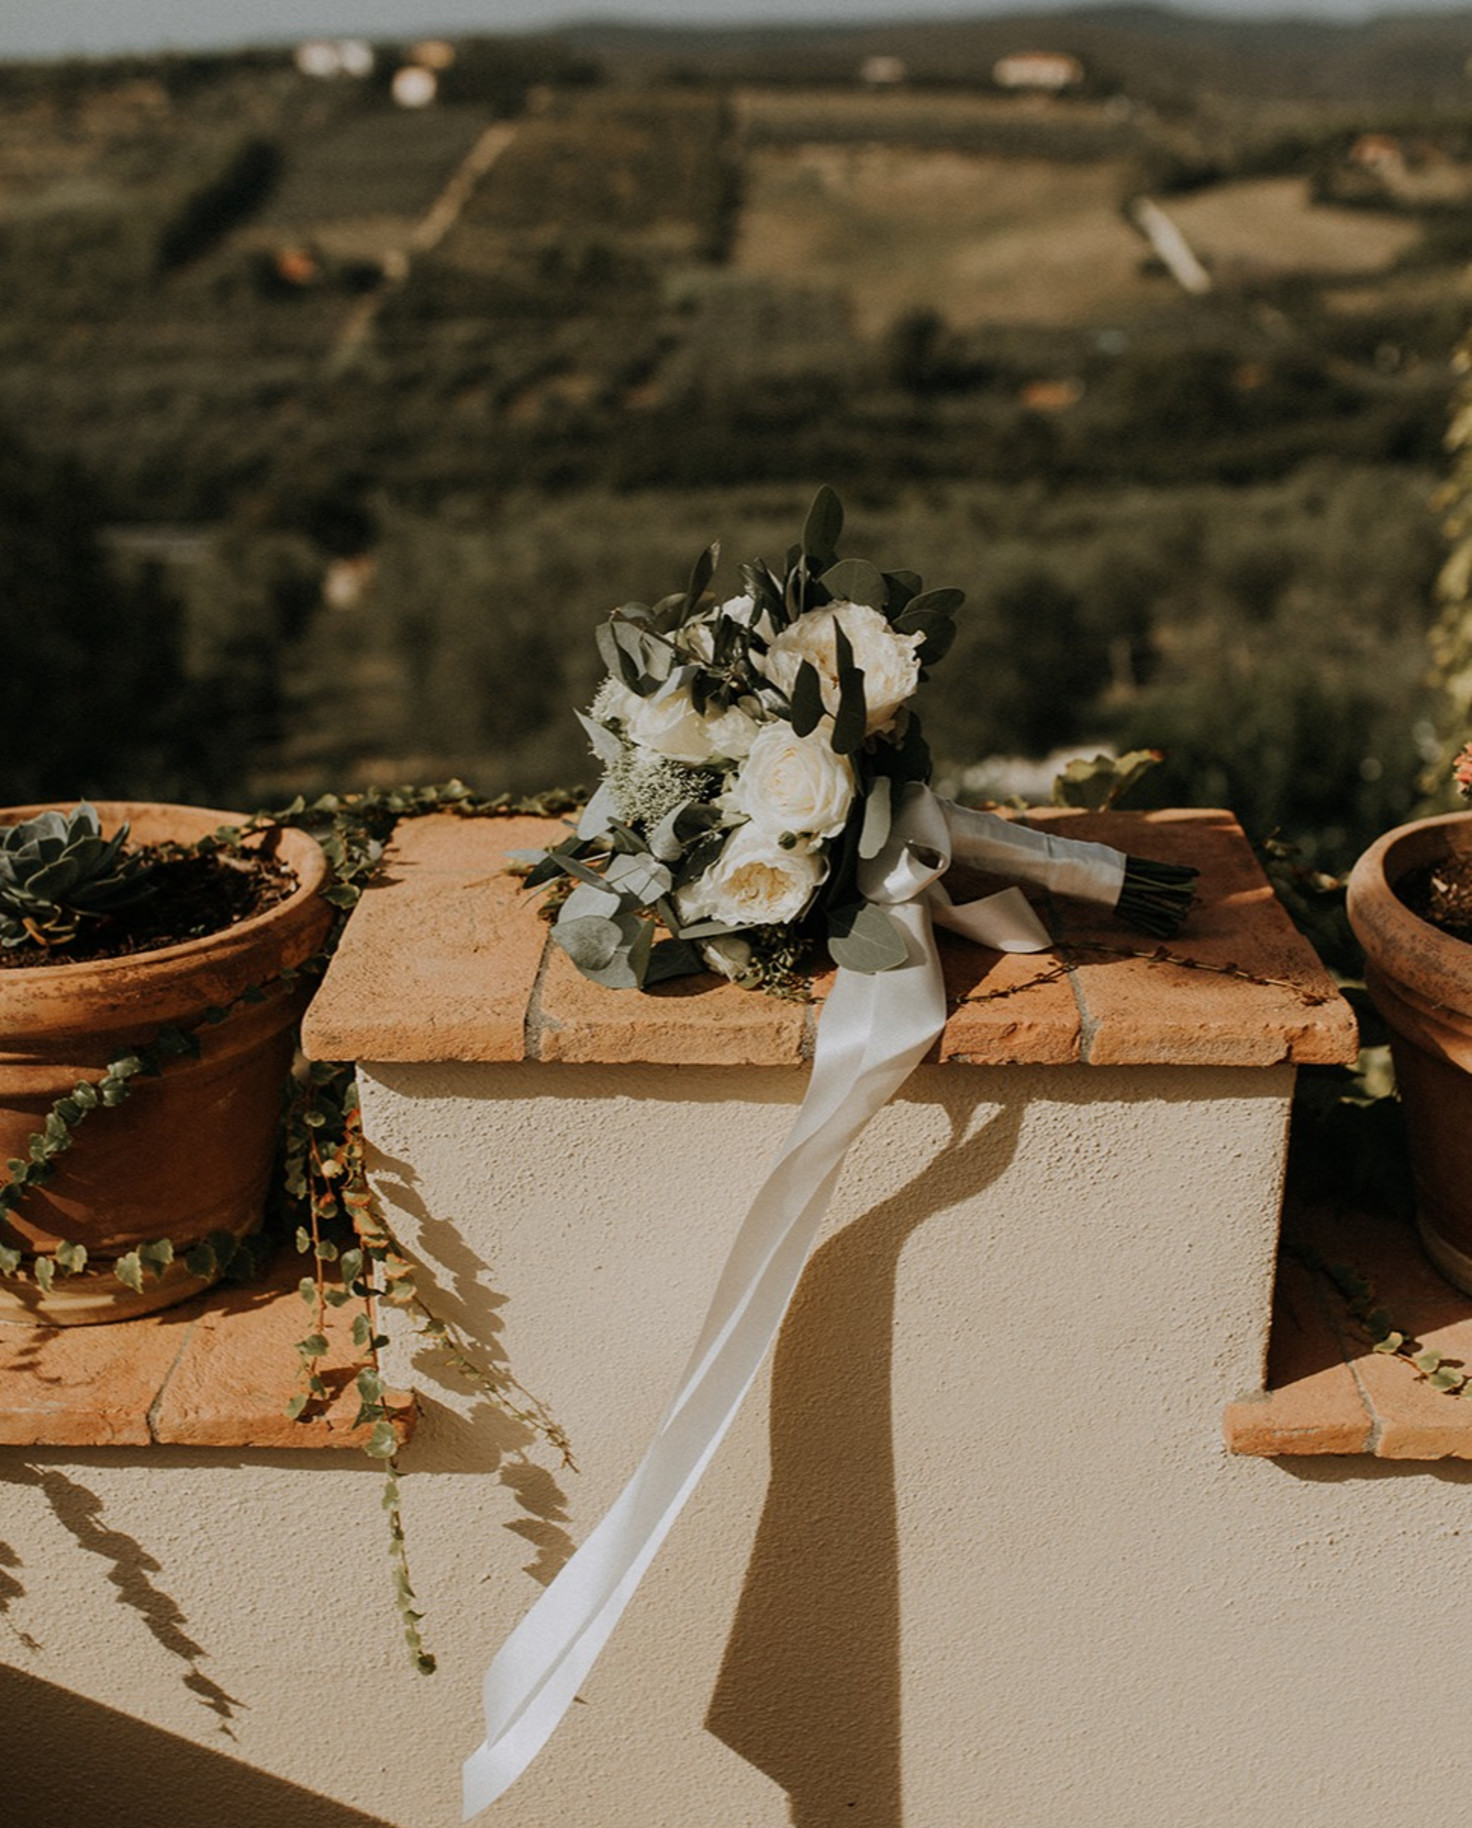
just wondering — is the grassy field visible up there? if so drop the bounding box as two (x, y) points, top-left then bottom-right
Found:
(737, 142), (1155, 333)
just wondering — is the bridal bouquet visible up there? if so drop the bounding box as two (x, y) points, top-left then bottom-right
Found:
(474, 494), (1198, 1811)
(517, 489), (1195, 992)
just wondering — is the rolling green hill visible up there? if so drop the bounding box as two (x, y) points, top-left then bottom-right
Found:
(1, 10), (1467, 861)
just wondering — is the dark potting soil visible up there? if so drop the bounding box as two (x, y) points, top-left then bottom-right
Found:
(0, 843), (300, 969)
(1398, 852), (1472, 944)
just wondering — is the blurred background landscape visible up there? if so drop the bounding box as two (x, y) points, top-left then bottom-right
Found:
(8, 3), (1472, 867)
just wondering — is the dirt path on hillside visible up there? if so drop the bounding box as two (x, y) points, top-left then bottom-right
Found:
(328, 118), (518, 373)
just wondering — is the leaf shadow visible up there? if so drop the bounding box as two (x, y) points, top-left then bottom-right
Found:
(0, 1534), (40, 1651)
(368, 1142), (578, 1586)
(1, 1461), (245, 1731)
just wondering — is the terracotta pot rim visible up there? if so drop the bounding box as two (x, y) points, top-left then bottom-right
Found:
(0, 800), (329, 985)
(1348, 810), (1472, 1013)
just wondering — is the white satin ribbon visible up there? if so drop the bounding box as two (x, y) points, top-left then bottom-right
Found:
(463, 787), (1127, 1816)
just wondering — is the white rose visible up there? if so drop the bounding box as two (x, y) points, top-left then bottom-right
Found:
(681, 824), (825, 928)
(701, 934), (759, 985)
(725, 720), (855, 840)
(758, 600), (923, 734)
(713, 592), (778, 643)
(702, 701), (761, 760)
(623, 678), (715, 764)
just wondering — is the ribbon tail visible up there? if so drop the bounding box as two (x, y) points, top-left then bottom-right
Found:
(463, 903), (946, 1816)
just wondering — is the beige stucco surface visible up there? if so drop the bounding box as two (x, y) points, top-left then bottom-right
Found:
(10, 1052), (1472, 1827)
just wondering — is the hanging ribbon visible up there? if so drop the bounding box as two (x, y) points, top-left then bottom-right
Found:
(463, 785), (1127, 1816)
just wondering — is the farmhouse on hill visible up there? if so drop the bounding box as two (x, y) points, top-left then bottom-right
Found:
(993, 51), (1084, 91)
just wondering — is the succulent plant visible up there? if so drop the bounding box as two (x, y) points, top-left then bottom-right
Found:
(0, 802), (157, 949)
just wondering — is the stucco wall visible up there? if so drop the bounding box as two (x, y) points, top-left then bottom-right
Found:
(9, 1052), (1463, 1827)
(5, 1057), (1471, 1825)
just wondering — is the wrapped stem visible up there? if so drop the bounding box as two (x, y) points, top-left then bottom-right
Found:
(1115, 858), (1199, 939)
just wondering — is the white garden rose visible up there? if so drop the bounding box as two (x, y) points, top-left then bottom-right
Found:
(758, 600), (923, 734)
(680, 824), (825, 928)
(725, 720), (855, 839)
(623, 677), (715, 764)
(702, 701), (761, 760)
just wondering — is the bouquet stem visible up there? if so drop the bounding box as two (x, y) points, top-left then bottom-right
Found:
(1115, 858), (1199, 939)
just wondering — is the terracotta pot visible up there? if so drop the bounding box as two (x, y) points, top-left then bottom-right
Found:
(0, 802), (332, 1324)
(1347, 810), (1472, 1294)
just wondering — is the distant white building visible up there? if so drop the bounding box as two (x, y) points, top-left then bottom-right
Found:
(993, 51), (1084, 92)
(295, 38), (375, 79)
(410, 40), (457, 71)
(392, 65), (438, 109)
(860, 55), (907, 87)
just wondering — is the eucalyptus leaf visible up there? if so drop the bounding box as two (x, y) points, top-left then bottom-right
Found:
(821, 558), (887, 610)
(790, 659), (825, 738)
(561, 881), (624, 923)
(831, 620), (868, 757)
(858, 775), (893, 861)
(576, 781), (620, 840)
(595, 619), (639, 690)
(552, 915), (627, 972)
(785, 552), (810, 619)
(674, 829), (727, 889)
(645, 937), (706, 984)
(884, 569), (923, 612)
(890, 712), (931, 784)
(577, 914), (655, 990)
(896, 586), (965, 624)
(648, 802), (690, 863)
(826, 901), (911, 973)
(574, 709), (626, 766)
(803, 485), (844, 566)
(685, 539), (720, 612)
(552, 849), (623, 893)
(606, 852), (673, 906)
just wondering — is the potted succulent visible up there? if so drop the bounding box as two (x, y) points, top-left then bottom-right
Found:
(0, 799), (333, 1322)
(1346, 746), (1472, 1293)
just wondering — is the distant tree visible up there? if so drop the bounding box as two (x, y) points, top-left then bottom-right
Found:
(0, 430), (249, 803)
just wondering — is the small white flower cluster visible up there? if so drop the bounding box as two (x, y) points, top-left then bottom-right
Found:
(594, 595), (922, 935)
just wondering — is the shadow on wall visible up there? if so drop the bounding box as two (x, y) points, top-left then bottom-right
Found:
(707, 1096), (1024, 1828)
(2, 1663), (398, 1828)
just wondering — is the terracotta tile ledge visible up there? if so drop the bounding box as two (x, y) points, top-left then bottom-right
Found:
(300, 807), (1358, 1071)
(0, 1256), (415, 1451)
(1225, 1200), (1472, 1461)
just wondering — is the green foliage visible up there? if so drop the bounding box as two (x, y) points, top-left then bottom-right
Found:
(156, 135), (282, 272)
(1050, 750), (1165, 812)
(1427, 327), (1472, 796)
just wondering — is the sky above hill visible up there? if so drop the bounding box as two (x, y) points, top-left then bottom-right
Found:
(4, 0), (1472, 61)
